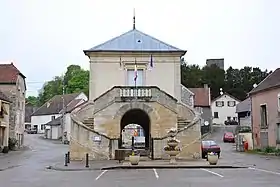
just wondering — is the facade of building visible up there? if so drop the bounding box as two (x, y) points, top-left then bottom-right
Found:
(236, 98), (251, 127)
(24, 103), (38, 130)
(44, 98), (86, 141)
(31, 92), (88, 134)
(249, 68), (280, 149)
(211, 93), (240, 125)
(0, 91), (11, 151)
(189, 84), (212, 134)
(69, 25), (202, 160)
(0, 63), (26, 147)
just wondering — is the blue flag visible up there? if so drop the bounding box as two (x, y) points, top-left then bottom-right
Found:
(150, 55), (153, 68)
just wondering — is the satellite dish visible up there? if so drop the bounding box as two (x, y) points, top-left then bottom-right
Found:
(204, 121), (209, 126)
(253, 83), (257, 88)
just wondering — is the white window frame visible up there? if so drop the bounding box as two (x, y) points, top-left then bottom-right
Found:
(260, 103), (268, 129)
(125, 67), (145, 86)
(228, 101), (236, 107)
(215, 101), (224, 107)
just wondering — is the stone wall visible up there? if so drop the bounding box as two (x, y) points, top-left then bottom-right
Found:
(181, 85), (194, 107)
(177, 103), (195, 120)
(70, 114), (112, 160)
(153, 118), (201, 160)
(93, 101), (177, 139)
(0, 77), (26, 147)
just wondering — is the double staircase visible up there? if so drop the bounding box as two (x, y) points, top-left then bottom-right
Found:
(82, 117), (94, 129)
(177, 117), (191, 130)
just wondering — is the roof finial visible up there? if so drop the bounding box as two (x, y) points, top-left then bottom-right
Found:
(133, 8), (136, 30)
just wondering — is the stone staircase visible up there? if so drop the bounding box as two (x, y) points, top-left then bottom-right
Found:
(82, 117), (94, 129)
(177, 117), (191, 129)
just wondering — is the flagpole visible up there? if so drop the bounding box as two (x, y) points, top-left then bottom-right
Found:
(134, 57), (137, 101)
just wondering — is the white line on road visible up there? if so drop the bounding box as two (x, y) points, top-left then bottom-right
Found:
(248, 167), (280, 175)
(153, 168), (159, 179)
(95, 170), (108, 180)
(200, 168), (224, 178)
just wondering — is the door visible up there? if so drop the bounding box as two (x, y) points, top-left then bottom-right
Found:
(260, 131), (269, 148)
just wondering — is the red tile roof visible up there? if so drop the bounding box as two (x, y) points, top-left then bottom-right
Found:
(0, 63), (26, 84)
(189, 88), (210, 107)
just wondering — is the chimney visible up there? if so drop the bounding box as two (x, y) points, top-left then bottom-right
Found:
(204, 84), (208, 89)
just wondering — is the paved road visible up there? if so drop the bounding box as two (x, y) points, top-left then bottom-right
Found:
(1, 130), (280, 186)
(210, 125), (280, 172)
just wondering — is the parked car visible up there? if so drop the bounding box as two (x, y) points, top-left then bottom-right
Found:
(224, 120), (238, 125)
(201, 140), (221, 159)
(223, 132), (235, 143)
(27, 128), (37, 134)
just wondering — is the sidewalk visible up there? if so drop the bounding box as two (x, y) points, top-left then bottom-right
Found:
(0, 147), (30, 171)
(47, 160), (122, 171)
(47, 158), (246, 171)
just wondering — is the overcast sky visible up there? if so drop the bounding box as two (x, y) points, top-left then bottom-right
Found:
(0, 0), (279, 96)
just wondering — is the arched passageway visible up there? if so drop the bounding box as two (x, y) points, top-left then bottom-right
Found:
(120, 109), (150, 149)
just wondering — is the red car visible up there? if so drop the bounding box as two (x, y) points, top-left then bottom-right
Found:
(201, 140), (221, 159)
(223, 132), (235, 143)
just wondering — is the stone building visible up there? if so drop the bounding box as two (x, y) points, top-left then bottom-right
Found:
(0, 90), (11, 151)
(69, 23), (202, 160)
(0, 63), (26, 147)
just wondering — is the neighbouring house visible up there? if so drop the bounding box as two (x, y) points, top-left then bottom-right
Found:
(0, 90), (11, 151)
(249, 68), (280, 149)
(189, 84), (212, 135)
(69, 23), (202, 160)
(211, 92), (240, 125)
(45, 98), (86, 141)
(24, 103), (38, 130)
(31, 92), (88, 134)
(0, 63), (26, 148)
(236, 98), (251, 127)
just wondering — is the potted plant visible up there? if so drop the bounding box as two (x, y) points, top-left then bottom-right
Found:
(2, 146), (9, 153)
(129, 151), (140, 165)
(207, 152), (219, 165)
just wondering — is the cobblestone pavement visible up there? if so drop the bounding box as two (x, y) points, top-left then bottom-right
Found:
(1, 129), (280, 186)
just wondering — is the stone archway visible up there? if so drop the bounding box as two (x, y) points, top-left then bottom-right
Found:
(120, 108), (151, 149)
(116, 103), (153, 149)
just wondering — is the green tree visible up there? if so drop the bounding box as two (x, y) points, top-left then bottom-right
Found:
(37, 65), (89, 106)
(26, 96), (39, 106)
(201, 64), (225, 99)
(181, 64), (203, 88)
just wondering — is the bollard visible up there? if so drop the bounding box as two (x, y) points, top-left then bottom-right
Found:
(85, 153), (89, 168)
(131, 136), (135, 150)
(64, 153), (68, 166)
(67, 151), (70, 163)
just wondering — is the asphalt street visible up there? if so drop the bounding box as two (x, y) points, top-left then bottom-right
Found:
(1, 128), (280, 187)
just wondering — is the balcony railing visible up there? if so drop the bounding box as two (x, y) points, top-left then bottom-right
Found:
(93, 86), (178, 114)
(120, 87), (152, 98)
